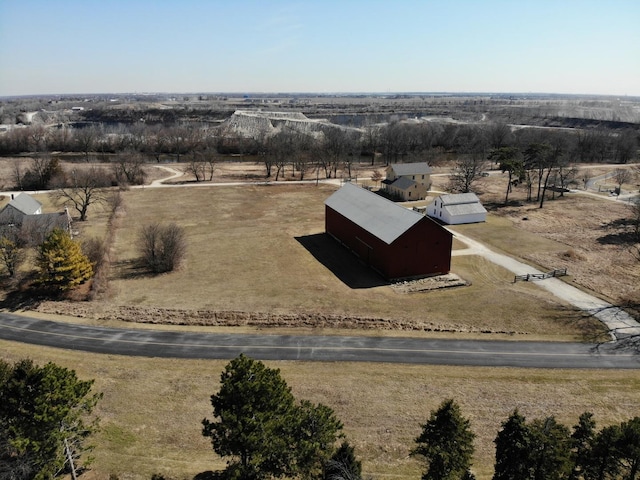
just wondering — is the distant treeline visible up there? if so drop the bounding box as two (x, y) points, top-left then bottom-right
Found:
(0, 118), (637, 167)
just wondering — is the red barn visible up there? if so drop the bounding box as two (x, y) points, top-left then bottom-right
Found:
(325, 183), (452, 281)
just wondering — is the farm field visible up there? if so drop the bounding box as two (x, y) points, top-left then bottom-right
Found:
(34, 180), (605, 340)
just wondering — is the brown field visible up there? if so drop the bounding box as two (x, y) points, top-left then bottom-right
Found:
(2, 159), (639, 479)
(35, 179), (602, 340)
(3, 340), (640, 480)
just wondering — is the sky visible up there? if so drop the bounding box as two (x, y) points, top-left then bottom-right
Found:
(0, 0), (639, 97)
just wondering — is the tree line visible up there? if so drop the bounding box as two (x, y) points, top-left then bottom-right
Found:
(1, 118), (637, 180)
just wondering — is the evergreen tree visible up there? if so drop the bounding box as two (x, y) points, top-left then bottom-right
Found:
(411, 399), (476, 480)
(295, 400), (344, 480)
(570, 412), (596, 480)
(0, 359), (101, 479)
(36, 228), (93, 291)
(616, 417), (640, 480)
(324, 441), (362, 480)
(589, 425), (622, 480)
(528, 416), (572, 480)
(202, 355), (343, 480)
(493, 410), (532, 480)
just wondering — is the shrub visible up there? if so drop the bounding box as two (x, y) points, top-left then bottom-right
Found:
(137, 223), (186, 273)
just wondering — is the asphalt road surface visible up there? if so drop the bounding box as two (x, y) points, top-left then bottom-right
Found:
(1, 313), (638, 369)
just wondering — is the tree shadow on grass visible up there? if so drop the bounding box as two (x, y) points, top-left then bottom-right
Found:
(597, 217), (638, 245)
(295, 233), (389, 289)
(193, 471), (224, 480)
(111, 258), (156, 280)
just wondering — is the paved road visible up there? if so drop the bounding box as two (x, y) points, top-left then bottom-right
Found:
(0, 313), (638, 369)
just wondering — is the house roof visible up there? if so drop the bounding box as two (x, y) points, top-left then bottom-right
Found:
(388, 176), (417, 191)
(439, 192), (482, 206)
(388, 162), (432, 176)
(325, 182), (425, 245)
(8, 193), (41, 215)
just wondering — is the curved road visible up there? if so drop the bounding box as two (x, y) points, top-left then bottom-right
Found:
(0, 312), (638, 369)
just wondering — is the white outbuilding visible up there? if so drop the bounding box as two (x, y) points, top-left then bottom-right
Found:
(426, 193), (487, 225)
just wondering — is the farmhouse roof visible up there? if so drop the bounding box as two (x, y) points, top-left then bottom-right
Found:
(389, 162), (432, 176)
(324, 182), (424, 245)
(7, 193), (41, 215)
(388, 176), (417, 191)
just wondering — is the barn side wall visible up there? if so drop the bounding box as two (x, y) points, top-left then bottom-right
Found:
(325, 206), (452, 280)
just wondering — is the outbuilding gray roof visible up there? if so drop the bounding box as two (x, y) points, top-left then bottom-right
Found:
(389, 162), (432, 176)
(325, 182), (424, 245)
(8, 193), (41, 215)
(443, 203), (487, 216)
(439, 192), (481, 206)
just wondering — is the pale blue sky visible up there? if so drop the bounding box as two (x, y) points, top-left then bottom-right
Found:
(1, 0), (638, 96)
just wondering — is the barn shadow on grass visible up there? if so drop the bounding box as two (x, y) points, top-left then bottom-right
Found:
(295, 233), (389, 289)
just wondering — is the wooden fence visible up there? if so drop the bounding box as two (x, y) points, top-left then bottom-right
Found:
(514, 268), (567, 283)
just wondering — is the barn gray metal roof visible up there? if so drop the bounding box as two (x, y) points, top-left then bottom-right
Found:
(389, 162), (432, 176)
(324, 182), (424, 245)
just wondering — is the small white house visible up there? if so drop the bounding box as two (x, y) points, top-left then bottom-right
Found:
(426, 193), (487, 225)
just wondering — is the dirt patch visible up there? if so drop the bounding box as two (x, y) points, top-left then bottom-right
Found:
(390, 273), (469, 293)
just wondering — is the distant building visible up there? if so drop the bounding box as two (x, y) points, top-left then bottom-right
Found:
(325, 183), (452, 281)
(0, 193), (42, 225)
(382, 162), (432, 201)
(426, 193), (487, 225)
(0, 193), (72, 244)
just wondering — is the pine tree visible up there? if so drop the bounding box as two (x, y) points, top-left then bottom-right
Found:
(493, 410), (531, 480)
(0, 359), (101, 479)
(202, 355), (343, 480)
(411, 399), (476, 480)
(570, 412), (596, 479)
(324, 441), (362, 480)
(36, 228), (93, 291)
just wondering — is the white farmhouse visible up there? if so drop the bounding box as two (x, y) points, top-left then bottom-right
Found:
(426, 193), (487, 225)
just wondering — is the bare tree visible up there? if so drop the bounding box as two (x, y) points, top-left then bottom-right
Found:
(581, 168), (592, 190)
(51, 167), (112, 221)
(112, 151), (147, 186)
(74, 125), (101, 161)
(485, 122), (513, 149)
(184, 137), (216, 182)
(613, 168), (632, 196)
(0, 229), (24, 277)
(448, 156), (487, 193)
(137, 223), (187, 273)
(625, 200), (640, 263)
(370, 170), (383, 188)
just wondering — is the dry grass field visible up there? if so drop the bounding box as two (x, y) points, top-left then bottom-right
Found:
(1, 159), (639, 479)
(39, 180), (600, 339)
(3, 340), (640, 480)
